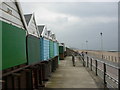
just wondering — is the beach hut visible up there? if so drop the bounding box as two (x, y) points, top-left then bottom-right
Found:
(48, 31), (54, 59)
(1, 0), (27, 70)
(38, 25), (50, 61)
(51, 34), (59, 57)
(24, 13), (41, 64)
(59, 43), (65, 60)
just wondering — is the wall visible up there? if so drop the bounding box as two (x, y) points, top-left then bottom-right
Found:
(2, 20), (27, 70)
(27, 35), (40, 64)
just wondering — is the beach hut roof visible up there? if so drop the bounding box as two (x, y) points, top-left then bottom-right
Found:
(24, 13), (40, 37)
(24, 14), (32, 25)
(38, 25), (45, 35)
(0, 0), (28, 30)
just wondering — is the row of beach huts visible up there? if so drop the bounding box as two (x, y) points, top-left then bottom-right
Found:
(0, 0), (67, 89)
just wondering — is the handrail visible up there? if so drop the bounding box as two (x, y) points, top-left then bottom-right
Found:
(86, 55), (119, 69)
(78, 53), (119, 89)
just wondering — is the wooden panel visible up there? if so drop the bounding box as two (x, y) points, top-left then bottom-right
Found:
(0, 21), (1, 70)
(0, 18), (24, 29)
(59, 46), (64, 54)
(42, 27), (49, 38)
(40, 38), (49, 61)
(43, 38), (49, 60)
(28, 26), (38, 37)
(0, 2), (25, 29)
(27, 17), (39, 37)
(26, 35), (40, 65)
(31, 23), (36, 29)
(49, 40), (54, 58)
(3, 1), (18, 12)
(1, 3), (21, 20)
(2, 21), (27, 70)
(54, 42), (58, 56)
(6, 76), (13, 88)
(20, 71), (27, 88)
(31, 21), (37, 29)
(59, 53), (64, 60)
(1, 10), (24, 28)
(13, 77), (19, 88)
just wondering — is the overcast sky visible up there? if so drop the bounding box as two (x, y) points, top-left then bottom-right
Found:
(20, 1), (119, 51)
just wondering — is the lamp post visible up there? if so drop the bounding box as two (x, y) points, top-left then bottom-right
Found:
(86, 40), (88, 50)
(100, 32), (103, 59)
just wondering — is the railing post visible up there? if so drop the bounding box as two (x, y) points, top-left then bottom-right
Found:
(115, 57), (117, 62)
(109, 56), (110, 60)
(95, 60), (98, 76)
(87, 57), (89, 67)
(118, 68), (120, 90)
(112, 56), (113, 61)
(103, 63), (107, 88)
(83, 57), (85, 67)
(90, 58), (92, 71)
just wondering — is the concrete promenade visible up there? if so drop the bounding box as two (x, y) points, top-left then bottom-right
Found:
(46, 56), (98, 88)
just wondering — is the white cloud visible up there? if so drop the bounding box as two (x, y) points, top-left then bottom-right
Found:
(25, 2), (117, 28)
(34, 6), (82, 27)
(68, 16), (81, 23)
(35, 8), (67, 23)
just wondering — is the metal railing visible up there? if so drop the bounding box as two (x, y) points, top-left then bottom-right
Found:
(79, 54), (120, 90)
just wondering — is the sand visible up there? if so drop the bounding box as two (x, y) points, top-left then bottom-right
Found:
(78, 50), (120, 63)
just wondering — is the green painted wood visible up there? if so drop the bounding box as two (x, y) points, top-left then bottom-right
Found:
(57, 43), (60, 64)
(53, 42), (58, 56)
(0, 21), (2, 70)
(26, 35), (40, 64)
(59, 46), (64, 54)
(57, 43), (59, 55)
(2, 21), (27, 70)
(49, 40), (54, 58)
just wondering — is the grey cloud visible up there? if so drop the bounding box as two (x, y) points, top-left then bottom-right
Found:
(21, 2), (118, 17)
(42, 2), (118, 17)
(20, 2), (118, 51)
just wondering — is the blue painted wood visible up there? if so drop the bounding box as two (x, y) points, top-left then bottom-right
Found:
(40, 37), (49, 61)
(40, 37), (43, 60)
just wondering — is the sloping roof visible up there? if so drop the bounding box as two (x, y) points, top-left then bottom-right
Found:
(15, 1), (28, 30)
(48, 31), (51, 36)
(1, 1), (28, 30)
(38, 25), (45, 35)
(59, 43), (64, 46)
(24, 14), (32, 25)
(51, 34), (56, 40)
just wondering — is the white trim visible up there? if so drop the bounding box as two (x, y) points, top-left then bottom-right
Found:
(27, 13), (33, 27)
(26, 13), (39, 37)
(15, 0), (28, 30)
(48, 30), (53, 40)
(33, 13), (40, 37)
(41, 25), (49, 38)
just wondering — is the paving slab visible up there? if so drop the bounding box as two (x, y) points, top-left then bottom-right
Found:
(46, 56), (98, 88)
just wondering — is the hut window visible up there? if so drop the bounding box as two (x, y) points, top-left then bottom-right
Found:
(7, 8), (12, 15)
